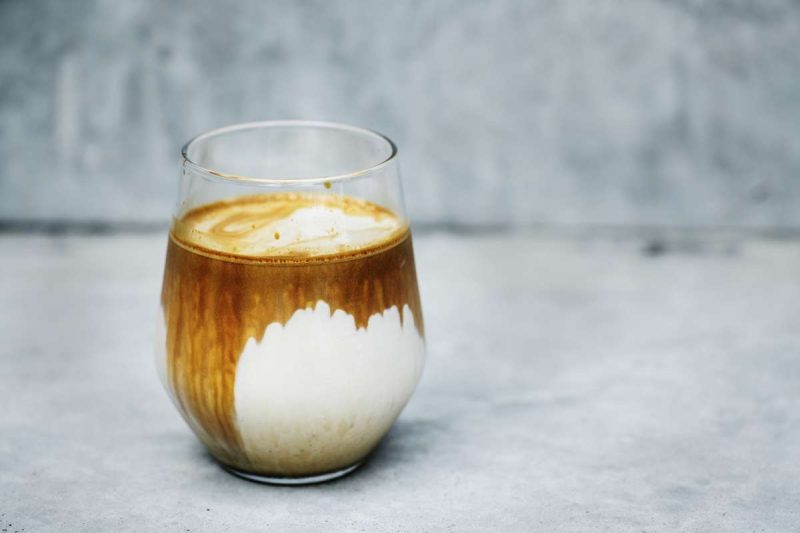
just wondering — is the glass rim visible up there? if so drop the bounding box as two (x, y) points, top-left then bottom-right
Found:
(181, 120), (399, 185)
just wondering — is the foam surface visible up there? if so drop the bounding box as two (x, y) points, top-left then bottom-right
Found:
(173, 194), (405, 259)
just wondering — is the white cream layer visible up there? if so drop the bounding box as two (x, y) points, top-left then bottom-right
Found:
(234, 301), (425, 474)
(154, 312), (168, 391)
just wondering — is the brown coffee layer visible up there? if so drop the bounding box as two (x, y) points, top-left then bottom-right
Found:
(160, 198), (423, 473)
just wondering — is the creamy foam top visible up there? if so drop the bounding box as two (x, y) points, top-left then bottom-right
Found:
(172, 193), (406, 260)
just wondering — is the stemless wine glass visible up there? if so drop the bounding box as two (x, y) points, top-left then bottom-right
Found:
(155, 121), (425, 484)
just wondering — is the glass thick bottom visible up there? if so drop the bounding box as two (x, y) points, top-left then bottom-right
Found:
(221, 461), (363, 485)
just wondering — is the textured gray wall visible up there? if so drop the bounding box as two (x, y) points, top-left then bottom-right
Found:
(1, 0), (799, 228)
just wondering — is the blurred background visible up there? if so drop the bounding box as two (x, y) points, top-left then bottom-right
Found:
(2, 0), (799, 231)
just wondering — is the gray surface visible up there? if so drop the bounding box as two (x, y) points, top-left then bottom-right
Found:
(1, 232), (799, 531)
(2, 0), (800, 228)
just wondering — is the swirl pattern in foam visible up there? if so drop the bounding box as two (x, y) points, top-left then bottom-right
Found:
(172, 193), (405, 259)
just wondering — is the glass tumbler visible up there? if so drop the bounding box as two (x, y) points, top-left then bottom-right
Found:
(156, 121), (425, 484)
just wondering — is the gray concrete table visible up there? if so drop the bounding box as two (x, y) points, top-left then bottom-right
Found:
(1, 233), (798, 532)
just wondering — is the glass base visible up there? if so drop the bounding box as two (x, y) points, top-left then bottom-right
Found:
(221, 461), (362, 485)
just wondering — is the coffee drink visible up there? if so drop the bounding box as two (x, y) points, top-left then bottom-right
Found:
(157, 192), (425, 478)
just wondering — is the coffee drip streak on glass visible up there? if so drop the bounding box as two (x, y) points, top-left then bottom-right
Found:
(160, 193), (424, 474)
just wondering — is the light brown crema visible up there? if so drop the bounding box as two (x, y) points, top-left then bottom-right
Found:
(160, 193), (424, 474)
